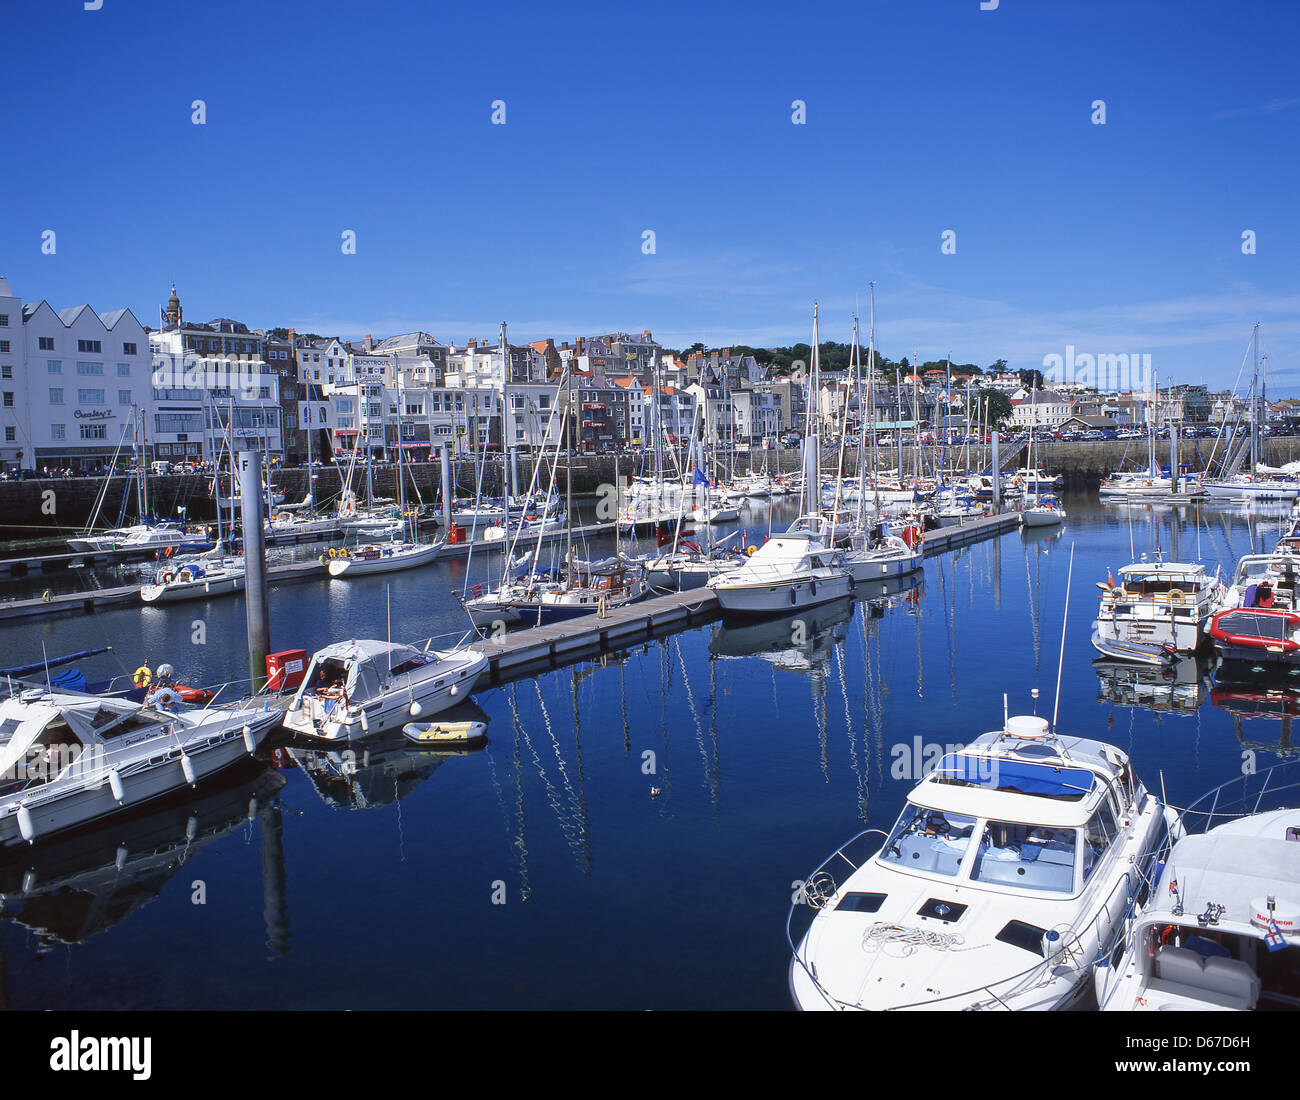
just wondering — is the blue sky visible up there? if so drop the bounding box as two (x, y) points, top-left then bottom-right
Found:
(2, 0), (1297, 389)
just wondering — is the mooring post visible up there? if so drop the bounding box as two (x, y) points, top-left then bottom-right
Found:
(991, 430), (1001, 512)
(238, 447), (271, 692)
(440, 443), (454, 530)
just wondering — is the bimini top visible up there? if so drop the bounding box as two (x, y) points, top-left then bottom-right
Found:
(908, 718), (1127, 828)
(305, 640), (433, 705)
(0, 690), (169, 777)
(1148, 817), (1300, 937)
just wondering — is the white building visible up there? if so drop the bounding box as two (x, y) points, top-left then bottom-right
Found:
(0, 277), (152, 471)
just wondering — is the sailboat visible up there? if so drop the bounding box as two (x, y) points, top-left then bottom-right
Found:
(1020, 382), (1066, 528)
(328, 375), (446, 577)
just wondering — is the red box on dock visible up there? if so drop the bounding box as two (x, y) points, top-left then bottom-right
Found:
(266, 649), (308, 692)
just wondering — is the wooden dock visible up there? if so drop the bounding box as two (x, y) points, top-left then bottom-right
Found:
(473, 510), (1021, 685)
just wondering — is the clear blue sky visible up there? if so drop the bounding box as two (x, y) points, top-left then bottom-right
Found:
(2, 0), (1297, 389)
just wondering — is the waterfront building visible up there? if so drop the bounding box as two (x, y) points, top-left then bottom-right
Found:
(0, 276), (152, 471)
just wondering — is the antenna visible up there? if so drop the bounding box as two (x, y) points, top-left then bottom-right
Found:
(42, 641), (51, 693)
(1051, 543), (1075, 732)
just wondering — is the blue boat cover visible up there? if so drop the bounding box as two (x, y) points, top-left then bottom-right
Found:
(937, 756), (1095, 798)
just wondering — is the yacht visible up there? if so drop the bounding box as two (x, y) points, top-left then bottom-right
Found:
(840, 525), (924, 583)
(282, 639), (488, 743)
(645, 541), (748, 593)
(326, 538), (445, 578)
(1096, 762), (1300, 1011)
(1093, 560), (1225, 659)
(140, 552), (246, 604)
(463, 557), (646, 627)
(1021, 496), (1067, 528)
(708, 532), (852, 616)
(1202, 475), (1300, 503)
(0, 687), (277, 847)
(788, 708), (1179, 1010)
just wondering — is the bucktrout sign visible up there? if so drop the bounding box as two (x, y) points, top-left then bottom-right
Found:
(73, 409), (116, 420)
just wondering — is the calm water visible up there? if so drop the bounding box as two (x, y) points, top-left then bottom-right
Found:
(0, 493), (1295, 1010)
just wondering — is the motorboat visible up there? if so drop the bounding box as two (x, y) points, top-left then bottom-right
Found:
(1096, 761), (1300, 1011)
(326, 538), (445, 578)
(708, 532), (853, 616)
(0, 686), (277, 847)
(282, 640), (488, 742)
(788, 708), (1180, 1010)
(644, 540), (748, 593)
(1093, 560), (1225, 657)
(1209, 607), (1300, 669)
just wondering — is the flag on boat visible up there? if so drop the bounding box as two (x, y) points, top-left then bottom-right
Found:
(693, 466), (709, 486)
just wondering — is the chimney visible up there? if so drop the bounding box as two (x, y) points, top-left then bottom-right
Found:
(363, 333), (372, 352)
(468, 337), (478, 348)
(643, 329), (652, 340)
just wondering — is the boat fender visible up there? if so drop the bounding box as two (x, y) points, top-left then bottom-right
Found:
(16, 803), (35, 842)
(115, 846), (128, 872)
(242, 723), (257, 754)
(22, 868), (37, 892)
(132, 665), (152, 688)
(409, 701), (423, 717)
(109, 768), (126, 804)
(449, 683), (460, 696)
(180, 753), (197, 787)
(359, 708), (370, 733)
(809, 580), (817, 597)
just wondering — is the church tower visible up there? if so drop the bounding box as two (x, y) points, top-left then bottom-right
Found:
(166, 283), (181, 327)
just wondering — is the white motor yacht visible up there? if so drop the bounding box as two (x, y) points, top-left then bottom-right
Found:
(0, 687), (277, 847)
(788, 709), (1180, 1010)
(1093, 560), (1225, 658)
(282, 640), (488, 743)
(1096, 762), (1300, 1011)
(708, 532), (852, 616)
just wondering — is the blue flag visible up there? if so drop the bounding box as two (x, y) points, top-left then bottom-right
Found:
(693, 466), (709, 486)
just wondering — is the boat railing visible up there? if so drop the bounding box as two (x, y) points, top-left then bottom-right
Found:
(786, 828), (888, 1009)
(1174, 760), (1300, 834)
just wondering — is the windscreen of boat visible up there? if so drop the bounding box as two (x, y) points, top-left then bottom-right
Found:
(970, 821), (1079, 893)
(935, 755), (1095, 800)
(879, 805), (977, 877)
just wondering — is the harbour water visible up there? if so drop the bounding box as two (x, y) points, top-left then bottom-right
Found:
(1, 492), (1294, 1010)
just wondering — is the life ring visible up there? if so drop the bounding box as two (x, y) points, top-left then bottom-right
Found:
(328, 547), (337, 558)
(339, 548), (349, 559)
(1168, 588), (1184, 601)
(161, 572), (174, 584)
(132, 665), (152, 688)
(746, 545), (757, 556)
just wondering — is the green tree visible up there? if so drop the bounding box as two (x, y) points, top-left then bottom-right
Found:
(976, 387), (1013, 429)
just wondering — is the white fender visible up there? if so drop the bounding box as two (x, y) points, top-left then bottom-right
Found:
(186, 814), (198, 840)
(21, 869), (37, 893)
(359, 708), (370, 733)
(247, 796), (259, 822)
(115, 846), (128, 871)
(180, 753), (197, 787)
(109, 769), (126, 804)
(242, 723), (257, 754)
(409, 700), (423, 717)
(16, 803), (35, 842)
(449, 684), (459, 697)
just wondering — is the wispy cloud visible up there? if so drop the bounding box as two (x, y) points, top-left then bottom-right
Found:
(1211, 97), (1300, 120)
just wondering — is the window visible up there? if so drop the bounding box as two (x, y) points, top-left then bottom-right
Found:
(122, 342), (137, 356)
(76, 361), (103, 376)
(44, 359), (59, 374)
(0, 314), (6, 326)
(1, 366), (9, 378)
(118, 390), (132, 405)
(1083, 802), (1119, 881)
(117, 363), (130, 376)
(2, 392), (12, 407)
(39, 337), (55, 351)
(4, 427), (13, 442)
(77, 340), (102, 354)
(51, 424), (65, 441)
(879, 805), (977, 877)
(80, 424), (107, 440)
(78, 389), (105, 405)
(49, 388), (63, 404)
(970, 821), (1078, 893)
(0, 340), (9, 353)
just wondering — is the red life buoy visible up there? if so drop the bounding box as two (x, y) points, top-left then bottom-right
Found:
(901, 525), (922, 548)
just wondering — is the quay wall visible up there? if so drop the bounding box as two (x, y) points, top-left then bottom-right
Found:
(4, 439), (1299, 542)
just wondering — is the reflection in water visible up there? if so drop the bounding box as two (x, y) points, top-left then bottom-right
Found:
(1211, 682), (1300, 757)
(1094, 657), (1211, 715)
(0, 764), (285, 950)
